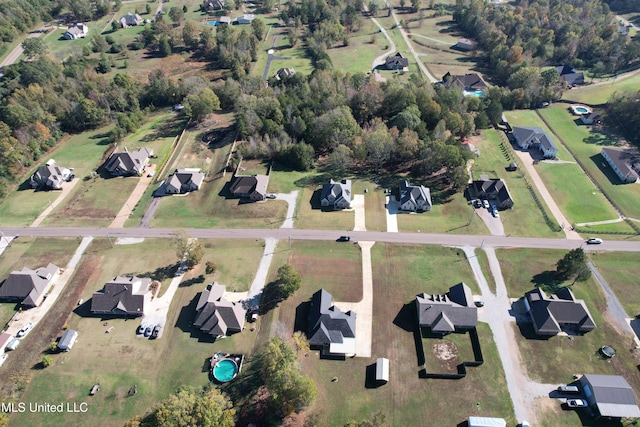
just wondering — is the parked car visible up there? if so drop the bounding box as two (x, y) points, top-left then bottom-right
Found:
(266, 194), (277, 199)
(473, 199), (482, 208)
(137, 325), (145, 335)
(492, 208), (500, 218)
(337, 236), (351, 242)
(482, 199), (490, 209)
(586, 237), (603, 244)
(16, 322), (33, 338)
(558, 385), (580, 393)
(144, 327), (152, 337)
(6, 338), (19, 351)
(147, 171), (155, 178)
(151, 325), (161, 339)
(567, 399), (587, 408)
(0, 353), (7, 366)
(474, 301), (485, 307)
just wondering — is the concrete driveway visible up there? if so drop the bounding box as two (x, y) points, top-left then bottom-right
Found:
(276, 191), (299, 229)
(351, 194), (366, 231)
(30, 178), (80, 227)
(475, 206), (505, 236)
(110, 164), (157, 228)
(385, 195), (399, 233)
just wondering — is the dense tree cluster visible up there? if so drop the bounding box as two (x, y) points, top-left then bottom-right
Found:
(555, 248), (591, 282)
(607, 90), (640, 145)
(605, 0), (640, 12)
(0, 0), (58, 57)
(454, 0), (640, 83)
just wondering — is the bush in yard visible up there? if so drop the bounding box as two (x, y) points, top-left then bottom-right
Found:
(205, 261), (217, 275)
(42, 355), (52, 368)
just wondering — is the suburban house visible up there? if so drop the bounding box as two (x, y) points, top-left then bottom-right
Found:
(580, 113), (602, 125)
(320, 179), (352, 210)
(601, 147), (639, 183)
(90, 276), (152, 317)
(512, 126), (559, 158)
(0, 263), (59, 309)
(229, 174), (269, 201)
(442, 72), (487, 93)
(30, 159), (71, 190)
(203, 0), (224, 11)
(193, 283), (245, 338)
(63, 23), (88, 40)
(399, 180), (431, 212)
(274, 68), (295, 81)
(165, 168), (205, 194)
(103, 147), (154, 177)
(57, 329), (78, 352)
(416, 283), (478, 335)
(556, 65), (585, 87)
(578, 374), (640, 419)
(523, 287), (596, 336)
(120, 13), (143, 28)
(218, 16), (232, 25)
(384, 52), (409, 70)
(455, 38), (477, 51)
(235, 14), (255, 24)
(308, 289), (356, 357)
(468, 176), (514, 210)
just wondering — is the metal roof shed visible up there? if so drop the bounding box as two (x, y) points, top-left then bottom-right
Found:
(468, 417), (506, 427)
(58, 329), (78, 352)
(376, 358), (389, 383)
(579, 374), (640, 418)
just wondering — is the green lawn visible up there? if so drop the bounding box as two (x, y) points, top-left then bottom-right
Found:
(504, 110), (573, 161)
(562, 71), (640, 105)
(326, 17), (388, 73)
(589, 251), (640, 317)
(538, 105), (640, 220)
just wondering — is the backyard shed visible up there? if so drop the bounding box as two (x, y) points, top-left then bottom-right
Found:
(468, 417), (506, 427)
(376, 357), (389, 383)
(58, 329), (78, 352)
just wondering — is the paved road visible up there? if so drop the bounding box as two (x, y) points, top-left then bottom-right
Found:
(0, 28), (43, 74)
(3, 227), (639, 251)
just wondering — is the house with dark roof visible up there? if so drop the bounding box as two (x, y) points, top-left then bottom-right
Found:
(579, 374), (640, 419)
(63, 23), (88, 40)
(120, 13), (143, 28)
(523, 287), (596, 336)
(229, 174), (269, 201)
(274, 68), (295, 81)
(601, 147), (639, 183)
(455, 38), (477, 51)
(580, 113), (602, 126)
(57, 329), (78, 352)
(90, 276), (152, 317)
(384, 52), (409, 70)
(442, 72), (487, 94)
(555, 65), (585, 87)
(104, 147), (153, 177)
(512, 126), (558, 158)
(193, 283), (245, 338)
(203, 0), (224, 11)
(399, 180), (431, 212)
(468, 177), (514, 210)
(416, 283), (477, 335)
(308, 289), (356, 357)
(0, 263), (59, 309)
(165, 168), (205, 194)
(30, 160), (71, 190)
(320, 179), (352, 210)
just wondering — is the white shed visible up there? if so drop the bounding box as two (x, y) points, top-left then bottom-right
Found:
(468, 417), (506, 427)
(58, 329), (78, 352)
(376, 357), (389, 383)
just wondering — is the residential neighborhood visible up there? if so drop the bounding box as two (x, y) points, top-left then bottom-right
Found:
(0, 0), (639, 426)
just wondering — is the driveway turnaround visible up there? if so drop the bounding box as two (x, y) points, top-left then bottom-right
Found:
(476, 207), (505, 236)
(4, 237), (93, 336)
(30, 178), (80, 228)
(333, 241), (374, 358)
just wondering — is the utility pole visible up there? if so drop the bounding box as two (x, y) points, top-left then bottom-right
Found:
(106, 233), (114, 248)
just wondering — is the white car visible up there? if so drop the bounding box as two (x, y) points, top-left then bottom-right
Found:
(586, 237), (603, 245)
(567, 398), (587, 408)
(16, 322), (33, 338)
(482, 200), (490, 209)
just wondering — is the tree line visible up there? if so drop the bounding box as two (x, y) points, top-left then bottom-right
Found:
(607, 89), (640, 146)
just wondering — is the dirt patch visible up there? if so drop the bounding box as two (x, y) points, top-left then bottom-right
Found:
(433, 341), (458, 361)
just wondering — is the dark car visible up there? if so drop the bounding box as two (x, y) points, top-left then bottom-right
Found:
(151, 325), (161, 339)
(474, 301), (485, 307)
(337, 236), (351, 242)
(144, 327), (152, 338)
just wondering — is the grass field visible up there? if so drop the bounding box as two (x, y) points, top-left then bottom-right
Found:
(538, 105), (640, 220)
(562, 71), (640, 105)
(496, 248), (640, 404)
(590, 251), (640, 317)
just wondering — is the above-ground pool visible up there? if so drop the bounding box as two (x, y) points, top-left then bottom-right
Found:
(570, 105), (592, 115)
(213, 359), (238, 382)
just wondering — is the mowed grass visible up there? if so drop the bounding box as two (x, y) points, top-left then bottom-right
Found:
(472, 130), (561, 238)
(589, 251), (640, 316)
(496, 248), (640, 401)
(538, 105), (640, 220)
(503, 110), (572, 161)
(326, 17), (389, 73)
(562, 71), (640, 105)
(286, 243), (513, 425)
(13, 239), (263, 427)
(252, 20), (314, 78)
(536, 162), (617, 224)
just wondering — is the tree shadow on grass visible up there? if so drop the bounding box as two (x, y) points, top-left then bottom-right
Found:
(130, 264), (179, 282)
(179, 274), (205, 287)
(531, 271), (563, 292)
(583, 131), (620, 146)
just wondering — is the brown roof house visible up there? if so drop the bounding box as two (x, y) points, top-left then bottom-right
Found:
(165, 168), (205, 194)
(468, 176), (514, 210)
(104, 147), (153, 177)
(203, 0), (224, 11)
(91, 276), (152, 317)
(320, 179), (352, 210)
(308, 289), (356, 357)
(442, 72), (487, 94)
(193, 283), (245, 338)
(416, 283), (478, 335)
(523, 287), (596, 336)
(578, 374), (640, 419)
(384, 52), (409, 70)
(30, 159), (71, 190)
(399, 180), (431, 212)
(230, 174), (269, 201)
(0, 263), (59, 308)
(601, 147), (640, 184)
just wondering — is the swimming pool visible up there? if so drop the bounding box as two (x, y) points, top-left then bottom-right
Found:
(213, 359), (238, 382)
(463, 90), (485, 97)
(570, 105), (592, 115)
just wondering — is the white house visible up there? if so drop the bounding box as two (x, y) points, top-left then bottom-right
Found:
(320, 179), (352, 210)
(63, 23), (89, 40)
(601, 147), (639, 183)
(235, 14), (255, 24)
(512, 126), (558, 158)
(399, 180), (431, 212)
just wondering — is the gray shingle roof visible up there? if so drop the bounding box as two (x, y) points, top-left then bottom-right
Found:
(91, 276), (151, 316)
(416, 283), (477, 333)
(525, 288), (596, 335)
(166, 168), (204, 193)
(104, 148), (153, 176)
(513, 126), (558, 153)
(443, 72), (487, 90)
(194, 283), (245, 337)
(0, 263), (58, 307)
(399, 180), (431, 211)
(601, 147), (640, 181)
(320, 179), (352, 208)
(308, 289), (356, 352)
(30, 161), (70, 190)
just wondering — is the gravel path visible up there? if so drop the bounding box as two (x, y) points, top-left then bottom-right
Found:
(366, 6), (397, 70)
(587, 260), (630, 333)
(244, 237), (278, 309)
